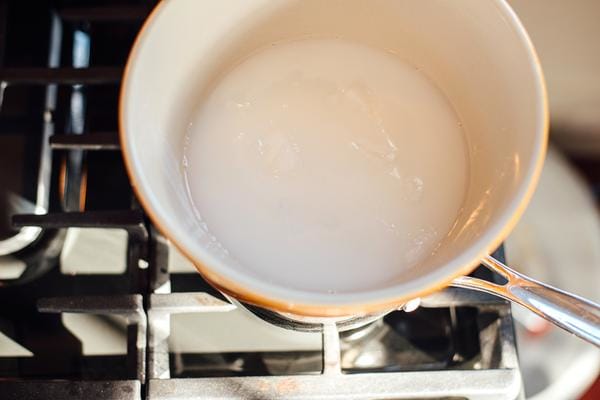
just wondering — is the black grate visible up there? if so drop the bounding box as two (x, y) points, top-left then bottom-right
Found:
(0, 0), (155, 393)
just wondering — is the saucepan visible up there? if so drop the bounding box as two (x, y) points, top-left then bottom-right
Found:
(119, 0), (600, 345)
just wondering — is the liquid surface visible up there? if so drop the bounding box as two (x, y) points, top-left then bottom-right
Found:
(184, 38), (468, 293)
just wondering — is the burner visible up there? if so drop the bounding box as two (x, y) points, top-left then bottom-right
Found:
(238, 300), (391, 333)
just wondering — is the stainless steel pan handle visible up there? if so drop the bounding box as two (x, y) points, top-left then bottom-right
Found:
(452, 255), (600, 347)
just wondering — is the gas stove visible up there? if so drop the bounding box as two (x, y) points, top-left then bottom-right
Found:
(0, 1), (522, 399)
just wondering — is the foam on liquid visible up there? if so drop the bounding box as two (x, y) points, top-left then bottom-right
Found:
(184, 38), (468, 293)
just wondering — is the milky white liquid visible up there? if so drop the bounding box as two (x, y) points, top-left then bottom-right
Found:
(184, 38), (468, 293)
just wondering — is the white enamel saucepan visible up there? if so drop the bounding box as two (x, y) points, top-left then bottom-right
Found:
(119, 0), (600, 345)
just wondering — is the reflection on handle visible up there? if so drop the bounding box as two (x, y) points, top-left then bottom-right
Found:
(452, 255), (600, 347)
